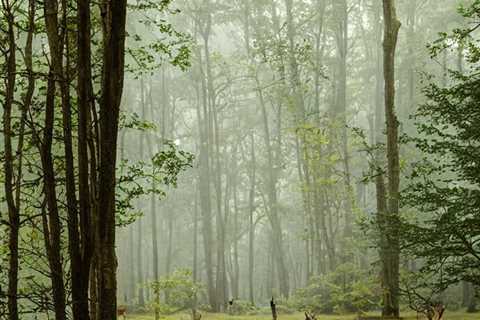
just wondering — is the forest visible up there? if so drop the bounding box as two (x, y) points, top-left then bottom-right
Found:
(1, 0), (480, 319)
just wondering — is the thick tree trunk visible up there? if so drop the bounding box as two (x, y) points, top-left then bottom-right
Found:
(97, 0), (128, 318)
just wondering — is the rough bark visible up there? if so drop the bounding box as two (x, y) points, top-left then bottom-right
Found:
(381, 0), (401, 317)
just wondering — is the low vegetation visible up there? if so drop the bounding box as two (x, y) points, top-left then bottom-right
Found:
(128, 311), (480, 320)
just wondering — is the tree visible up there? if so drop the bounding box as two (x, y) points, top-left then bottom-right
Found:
(402, 1), (480, 306)
(380, 0), (401, 317)
(96, 0), (128, 318)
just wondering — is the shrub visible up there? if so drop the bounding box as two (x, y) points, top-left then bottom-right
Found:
(292, 263), (381, 314)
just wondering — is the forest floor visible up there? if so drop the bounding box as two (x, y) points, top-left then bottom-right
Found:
(129, 311), (480, 320)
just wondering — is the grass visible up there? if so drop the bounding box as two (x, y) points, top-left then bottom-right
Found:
(128, 310), (480, 320)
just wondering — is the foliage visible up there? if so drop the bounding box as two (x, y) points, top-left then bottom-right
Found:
(126, 0), (191, 76)
(149, 269), (202, 314)
(227, 300), (259, 316)
(116, 141), (194, 226)
(292, 263), (381, 314)
(401, 0), (480, 291)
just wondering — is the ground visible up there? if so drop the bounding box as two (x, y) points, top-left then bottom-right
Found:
(129, 311), (480, 320)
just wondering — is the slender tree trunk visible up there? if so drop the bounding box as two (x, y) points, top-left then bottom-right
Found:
(73, 0), (95, 317)
(192, 186), (199, 315)
(333, 0), (354, 245)
(2, 2), (20, 318)
(256, 74), (289, 298)
(137, 79), (146, 308)
(146, 86), (160, 320)
(195, 42), (216, 309)
(42, 1), (69, 318)
(381, 0), (401, 317)
(232, 150), (240, 300)
(201, 10), (228, 307)
(165, 214), (174, 303)
(248, 132), (256, 305)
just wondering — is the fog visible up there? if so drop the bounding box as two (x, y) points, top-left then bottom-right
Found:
(1, 0), (479, 319)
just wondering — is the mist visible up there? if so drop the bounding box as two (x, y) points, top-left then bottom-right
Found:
(1, 1), (479, 320)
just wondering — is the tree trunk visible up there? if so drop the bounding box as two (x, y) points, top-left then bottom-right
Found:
(97, 0), (128, 318)
(248, 132), (256, 305)
(381, 0), (401, 317)
(146, 86), (160, 320)
(232, 150), (240, 300)
(256, 74), (289, 298)
(195, 41), (216, 309)
(42, 0), (69, 317)
(201, 10), (228, 308)
(2, 3), (20, 318)
(137, 79), (146, 308)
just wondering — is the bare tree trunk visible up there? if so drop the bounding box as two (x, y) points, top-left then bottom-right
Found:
(201, 9), (228, 307)
(137, 79), (146, 308)
(333, 0), (354, 246)
(195, 41), (216, 309)
(227, 145), (240, 300)
(146, 85), (160, 320)
(248, 132), (256, 305)
(381, 0), (401, 317)
(165, 214), (174, 303)
(192, 186), (199, 314)
(256, 71), (289, 298)
(124, 224), (134, 302)
(2, 2), (22, 318)
(41, 1), (69, 317)
(97, 0), (128, 318)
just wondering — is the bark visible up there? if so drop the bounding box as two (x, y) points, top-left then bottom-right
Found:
(71, 0), (95, 318)
(97, 0), (128, 318)
(42, 0), (69, 318)
(2, 2), (20, 318)
(381, 0), (401, 317)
